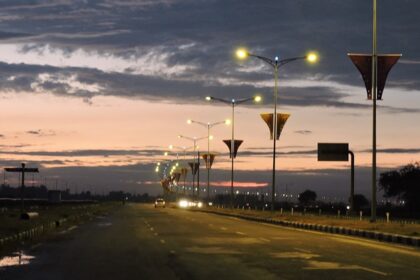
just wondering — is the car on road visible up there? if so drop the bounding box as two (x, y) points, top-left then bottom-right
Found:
(178, 199), (203, 208)
(154, 198), (166, 208)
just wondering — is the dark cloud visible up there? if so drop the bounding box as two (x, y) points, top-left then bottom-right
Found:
(0, 0), (416, 113)
(0, 148), (164, 157)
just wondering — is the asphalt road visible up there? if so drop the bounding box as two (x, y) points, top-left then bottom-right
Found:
(1, 203), (420, 280)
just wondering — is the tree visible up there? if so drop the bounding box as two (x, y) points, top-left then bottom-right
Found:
(379, 162), (420, 212)
(352, 194), (369, 211)
(298, 190), (317, 206)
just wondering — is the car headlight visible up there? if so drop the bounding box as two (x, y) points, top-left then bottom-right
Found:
(197, 202), (203, 208)
(179, 200), (188, 208)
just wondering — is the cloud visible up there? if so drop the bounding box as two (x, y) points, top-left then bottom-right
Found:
(0, 0), (416, 114)
(0, 148), (164, 157)
(294, 130), (313, 135)
(25, 129), (56, 137)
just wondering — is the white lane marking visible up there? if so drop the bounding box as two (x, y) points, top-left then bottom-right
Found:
(236, 231), (246, 236)
(304, 260), (388, 276)
(208, 224), (213, 227)
(31, 243), (42, 249)
(150, 227), (154, 231)
(295, 248), (312, 253)
(271, 252), (320, 260)
(160, 239), (166, 244)
(220, 227), (227, 231)
(259, 221), (420, 257)
(328, 236), (420, 258)
(259, 238), (270, 243)
(154, 232), (159, 236)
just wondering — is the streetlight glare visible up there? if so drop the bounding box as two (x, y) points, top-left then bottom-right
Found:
(307, 52), (318, 63)
(209, 135), (214, 140)
(168, 145), (173, 149)
(205, 96), (212, 101)
(187, 119), (192, 124)
(164, 152), (168, 156)
(254, 95), (262, 103)
(236, 48), (248, 60)
(225, 119), (231, 125)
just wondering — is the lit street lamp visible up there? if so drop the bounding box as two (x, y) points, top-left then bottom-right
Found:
(187, 119), (230, 201)
(178, 135), (207, 198)
(236, 47), (317, 212)
(206, 95), (261, 208)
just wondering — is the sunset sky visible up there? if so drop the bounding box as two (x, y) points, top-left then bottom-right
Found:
(0, 0), (419, 200)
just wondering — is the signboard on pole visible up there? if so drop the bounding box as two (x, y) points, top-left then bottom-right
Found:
(318, 143), (349, 161)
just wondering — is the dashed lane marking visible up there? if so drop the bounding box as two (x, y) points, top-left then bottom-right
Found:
(160, 239), (166, 244)
(295, 248), (312, 253)
(236, 231), (246, 236)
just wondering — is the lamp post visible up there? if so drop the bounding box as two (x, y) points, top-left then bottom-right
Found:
(178, 135), (207, 198)
(236, 48), (317, 212)
(168, 145), (193, 194)
(347, 0), (401, 221)
(205, 95), (261, 208)
(187, 119), (229, 201)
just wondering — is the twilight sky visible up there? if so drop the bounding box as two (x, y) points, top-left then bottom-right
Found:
(0, 0), (419, 200)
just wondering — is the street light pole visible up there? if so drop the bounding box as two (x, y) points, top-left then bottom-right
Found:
(187, 119), (228, 201)
(178, 135), (207, 198)
(206, 95), (261, 208)
(371, 0), (378, 222)
(236, 49), (317, 212)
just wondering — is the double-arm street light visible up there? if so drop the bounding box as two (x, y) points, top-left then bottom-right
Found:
(205, 95), (261, 207)
(187, 119), (230, 201)
(178, 135), (207, 198)
(236, 48), (318, 212)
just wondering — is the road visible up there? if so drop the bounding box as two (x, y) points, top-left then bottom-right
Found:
(1, 203), (420, 279)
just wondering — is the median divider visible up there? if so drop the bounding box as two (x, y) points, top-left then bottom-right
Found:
(193, 208), (420, 248)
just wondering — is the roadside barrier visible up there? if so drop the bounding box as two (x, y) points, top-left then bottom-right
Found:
(0, 212), (93, 249)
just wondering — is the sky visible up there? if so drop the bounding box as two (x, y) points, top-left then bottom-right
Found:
(0, 0), (419, 201)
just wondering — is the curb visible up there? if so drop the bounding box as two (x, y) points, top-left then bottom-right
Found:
(196, 209), (420, 248)
(0, 212), (92, 250)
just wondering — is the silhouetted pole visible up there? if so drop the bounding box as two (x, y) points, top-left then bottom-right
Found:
(21, 164), (25, 213)
(5, 163), (39, 214)
(197, 150), (200, 199)
(230, 102), (235, 208)
(371, 0), (378, 222)
(349, 150), (355, 213)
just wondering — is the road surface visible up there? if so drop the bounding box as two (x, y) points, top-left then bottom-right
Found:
(1, 203), (420, 279)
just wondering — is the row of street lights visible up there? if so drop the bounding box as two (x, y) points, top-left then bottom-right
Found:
(154, 48), (318, 211)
